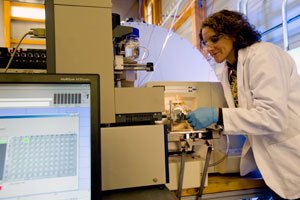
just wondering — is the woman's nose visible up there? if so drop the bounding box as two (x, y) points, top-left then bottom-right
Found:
(206, 45), (214, 52)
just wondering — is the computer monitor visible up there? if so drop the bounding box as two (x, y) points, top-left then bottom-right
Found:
(0, 73), (101, 200)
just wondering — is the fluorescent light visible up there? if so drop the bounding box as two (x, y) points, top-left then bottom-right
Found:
(11, 6), (45, 20)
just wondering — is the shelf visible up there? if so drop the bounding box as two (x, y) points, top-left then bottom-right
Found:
(11, 16), (45, 23)
(10, 39), (46, 45)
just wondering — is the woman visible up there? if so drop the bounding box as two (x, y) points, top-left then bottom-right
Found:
(186, 9), (300, 199)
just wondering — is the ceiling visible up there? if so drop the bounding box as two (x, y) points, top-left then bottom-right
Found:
(112, 0), (139, 21)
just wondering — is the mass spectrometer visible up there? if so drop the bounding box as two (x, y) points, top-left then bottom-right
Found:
(45, 0), (168, 191)
(45, 0), (245, 194)
(46, 0), (168, 190)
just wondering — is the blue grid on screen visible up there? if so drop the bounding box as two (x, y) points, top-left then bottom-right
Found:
(4, 134), (77, 182)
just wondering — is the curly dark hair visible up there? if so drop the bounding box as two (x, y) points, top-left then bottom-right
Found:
(200, 9), (261, 51)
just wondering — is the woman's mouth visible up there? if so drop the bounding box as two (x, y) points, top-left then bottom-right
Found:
(211, 52), (219, 57)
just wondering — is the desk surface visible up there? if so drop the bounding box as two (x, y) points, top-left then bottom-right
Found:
(102, 185), (177, 200)
(101, 173), (266, 200)
(180, 173), (267, 197)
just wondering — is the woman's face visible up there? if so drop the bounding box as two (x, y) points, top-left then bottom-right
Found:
(201, 27), (236, 64)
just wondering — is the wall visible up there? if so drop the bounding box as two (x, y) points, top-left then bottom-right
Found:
(112, 0), (139, 22)
(157, 0), (300, 80)
(11, 20), (45, 49)
(209, 0), (300, 51)
(246, 0), (300, 50)
(161, 0), (300, 52)
(175, 17), (192, 44)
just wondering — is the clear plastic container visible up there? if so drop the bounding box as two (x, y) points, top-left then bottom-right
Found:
(125, 35), (139, 62)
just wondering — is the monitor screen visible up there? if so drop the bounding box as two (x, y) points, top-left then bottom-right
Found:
(0, 73), (101, 200)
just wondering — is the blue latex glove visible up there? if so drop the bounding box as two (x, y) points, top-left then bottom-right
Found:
(186, 107), (218, 130)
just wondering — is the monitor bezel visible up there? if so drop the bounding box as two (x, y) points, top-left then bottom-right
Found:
(0, 73), (101, 200)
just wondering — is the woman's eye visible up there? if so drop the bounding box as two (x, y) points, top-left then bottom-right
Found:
(211, 36), (219, 43)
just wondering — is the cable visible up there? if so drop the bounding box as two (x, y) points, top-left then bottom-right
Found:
(208, 134), (230, 167)
(140, 0), (182, 85)
(4, 28), (46, 73)
(172, 0), (195, 27)
(4, 31), (33, 73)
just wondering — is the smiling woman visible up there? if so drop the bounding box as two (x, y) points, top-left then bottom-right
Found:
(201, 27), (236, 64)
(187, 9), (300, 200)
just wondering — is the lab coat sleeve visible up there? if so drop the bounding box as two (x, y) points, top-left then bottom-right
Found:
(222, 43), (291, 135)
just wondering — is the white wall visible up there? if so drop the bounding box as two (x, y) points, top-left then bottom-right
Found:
(175, 17), (192, 44)
(11, 20), (45, 49)
(206, 0), (300, 70)
(161, 0), (300, 52)
(156, 0), (300, 83)
(205, 0), (300, 51)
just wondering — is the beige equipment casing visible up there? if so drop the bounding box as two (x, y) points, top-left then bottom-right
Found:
(101, 124), (167, 190)
(45, 0), (168, 191)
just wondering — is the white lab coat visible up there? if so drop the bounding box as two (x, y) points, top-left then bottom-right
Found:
(214, 42), (300, 199)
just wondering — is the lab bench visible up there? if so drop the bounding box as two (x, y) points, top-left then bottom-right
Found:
(102, 185), (177, 200)
(181, 173), (266, 196)
(102, 173), (267, 200)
